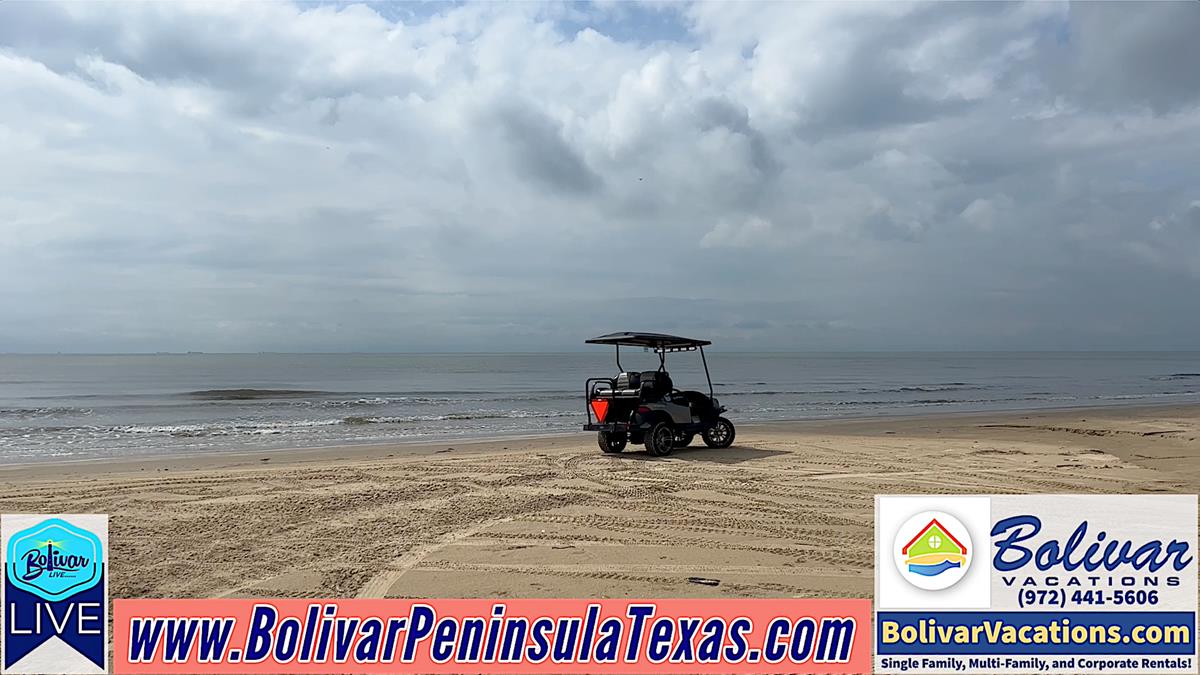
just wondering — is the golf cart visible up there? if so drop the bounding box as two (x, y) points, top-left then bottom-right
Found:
(583, 332), (735, 456)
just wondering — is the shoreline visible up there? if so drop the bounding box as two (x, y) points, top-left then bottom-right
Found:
(6, 350), (1200, 469)
(5, 400), (1199, 480)
(2, 402), (1195, 598)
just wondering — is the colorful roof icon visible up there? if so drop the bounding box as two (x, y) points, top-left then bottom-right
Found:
(901, 518), (967, 557)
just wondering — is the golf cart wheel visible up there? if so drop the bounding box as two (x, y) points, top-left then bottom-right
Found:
(597, 431), (627, 454)
(675, 432), (695, 447)
(646, 422), (675, 457)
(702, 417), (735, 448)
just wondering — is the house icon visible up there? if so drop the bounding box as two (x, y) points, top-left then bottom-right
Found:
(901, 518), (968, 577)
(902, 518), (967, 556)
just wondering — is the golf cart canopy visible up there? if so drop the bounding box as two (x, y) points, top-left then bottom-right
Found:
(585, 332), (711, 352)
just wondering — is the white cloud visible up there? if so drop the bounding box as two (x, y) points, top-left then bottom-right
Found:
(1, 1), (1199, 351)
(700, 216), (777, 248)
(960, 194), (1014, 231)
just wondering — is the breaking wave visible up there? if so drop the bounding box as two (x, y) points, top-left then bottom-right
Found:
(723, 383), (977, 396)
(342, 410), (580, 425)
(0, 410), (586, 441)
(0, 406), (93, 419)
(889, 384), (972, 392)
(182, 389), (326, 400)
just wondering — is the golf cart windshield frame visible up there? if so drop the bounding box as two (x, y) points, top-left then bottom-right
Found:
(585, 332), (714, 398)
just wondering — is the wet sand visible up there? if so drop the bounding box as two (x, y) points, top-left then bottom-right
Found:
(1, 404), (1196, 600)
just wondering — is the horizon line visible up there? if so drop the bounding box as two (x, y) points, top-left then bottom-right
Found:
(3, 349), (1200, 356)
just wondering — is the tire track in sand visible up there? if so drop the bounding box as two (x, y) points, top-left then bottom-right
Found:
(355, 518), (513, 598)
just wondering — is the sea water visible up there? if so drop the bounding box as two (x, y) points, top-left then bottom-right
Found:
(1, 352), (1198, 463)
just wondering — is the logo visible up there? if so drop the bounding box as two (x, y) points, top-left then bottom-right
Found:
(6, 518), (103, 601)
(3, 514), (108, 674)
(893, 510), (972, 591)
(990, 514), (1194, 573)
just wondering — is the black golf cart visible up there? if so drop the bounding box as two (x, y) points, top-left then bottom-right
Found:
(583, 331), (735, 456)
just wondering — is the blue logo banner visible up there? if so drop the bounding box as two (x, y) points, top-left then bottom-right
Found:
(5, 518), (104, 601)
(2, 514), (108, 674)
(878, 611), (1197, 656)
(3, 575), (106, 669)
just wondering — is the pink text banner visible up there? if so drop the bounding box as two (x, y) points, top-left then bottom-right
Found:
(114, 598), (871, 674)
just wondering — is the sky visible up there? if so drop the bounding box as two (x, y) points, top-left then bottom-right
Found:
(1, 1), (1199, 353)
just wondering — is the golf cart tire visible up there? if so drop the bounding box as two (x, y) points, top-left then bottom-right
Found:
(646, 422), (675, 457)
(702, 417), (736, 449)
(675, 432), (695, 447)
(597, 431), (627, 454)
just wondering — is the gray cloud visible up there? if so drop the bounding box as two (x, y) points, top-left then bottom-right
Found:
(493, 100), (602, 195)
(1, 1), (1199, 352)
(1056, 2), (1200, 114)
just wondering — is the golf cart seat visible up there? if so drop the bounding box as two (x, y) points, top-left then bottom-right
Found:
(638, 370), (672, 402)
(594, 370), (673, 402)
(595, 372), (642, 398)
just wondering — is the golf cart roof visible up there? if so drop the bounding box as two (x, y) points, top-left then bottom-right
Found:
(586, 331), (712, 350)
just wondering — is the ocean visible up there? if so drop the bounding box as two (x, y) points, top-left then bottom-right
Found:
(1, 352), (1199, 463)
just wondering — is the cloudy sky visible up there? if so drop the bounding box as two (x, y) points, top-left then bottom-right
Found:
(1, 1), (1198, 352)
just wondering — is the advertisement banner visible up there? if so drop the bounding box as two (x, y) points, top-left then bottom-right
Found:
(113, 597), (871, 674)
(875, 495), (1197, 674)
(2, 514), (108, 675)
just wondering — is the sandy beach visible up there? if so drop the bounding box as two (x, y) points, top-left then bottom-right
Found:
(1, 404), (1197, 601)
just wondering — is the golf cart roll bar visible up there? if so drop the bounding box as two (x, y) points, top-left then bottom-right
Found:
(585, 331), (715, 399)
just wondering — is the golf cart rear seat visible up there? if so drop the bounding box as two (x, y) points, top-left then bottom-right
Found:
(595, 372), (642, 398)
(595, 371), (672, 402)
